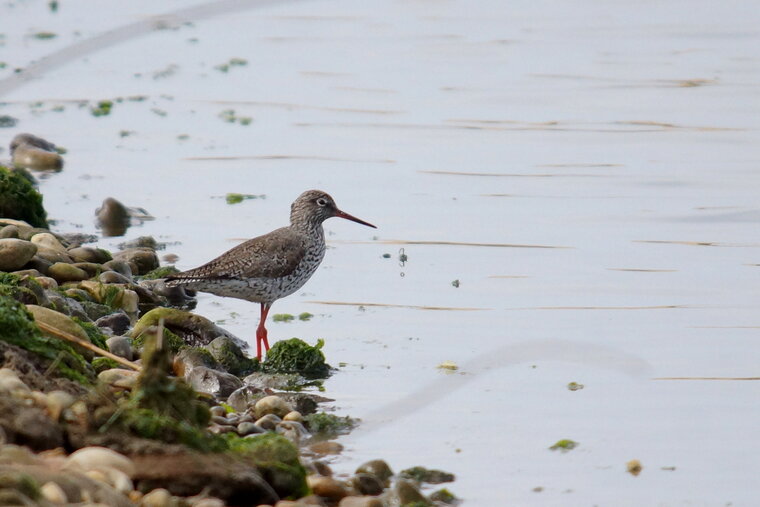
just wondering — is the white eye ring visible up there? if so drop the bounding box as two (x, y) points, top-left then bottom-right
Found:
(316, 198), (328, 206)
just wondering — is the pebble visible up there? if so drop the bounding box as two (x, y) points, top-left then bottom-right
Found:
(283, 411), (303, 422)
(30, 232), (66, 252)
(98, 368), (139, 390)
(25, 305), (94, 359)
(99, 270), (132, 284)
(34, 275), (58, 290)
(254, 413), (282, 431)
(103, 259), (133, 278)
(140, 487), (173, 507)
(355, 460), (393, 486)
(254, 395), (293, 419)
(225, 385), (263, 413)
(186, 366), (243, 398)
(0, 238), (37, 271)
(190, 498), (226, 507)
(209, 406), (227, 418)
(112, 248), (159, 275)
(351, 473), (384, 496)
(338, 497), (383, 507)
(40, 481), (68, 504)
(106, 336), (134, 360)
(309, 441), (344, 455)
(277, 421), (309, 443)
(394, 479), (431, 506)
(96, 312), (131, 336)
(64, 446), (136, 477)
(47, 262), (90, 282)
(237, 421), (264, 436)
(45, 390), (76, 421)
(68, 246), (112, 264)
(34, 245), (73, 264)
(307, 475), (348, 501)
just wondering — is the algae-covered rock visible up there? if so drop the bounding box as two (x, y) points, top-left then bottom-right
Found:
(262, 338), (330, 378)
(0, 238), (37, 271)
(25, 305), (94, 360)
(399, 466), (455, 484)
(0, 295), (94, 384)
(227, 432), (308, 500)
(0, 166), (48, 228)
(130, 307), (245, 349)
(303, 412), (357, 439)
(205, 336), (256, 376)
(186, 366), (243, 398)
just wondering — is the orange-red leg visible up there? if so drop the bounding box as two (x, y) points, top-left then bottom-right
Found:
(256, 303), (271, 360)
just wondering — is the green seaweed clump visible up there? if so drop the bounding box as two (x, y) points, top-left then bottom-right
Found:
(430, 488), (459, 504)
(298, 312), (313, 321)
(91, 357), (120, 373)
(0, 165), (48, 228)
(133, 326), (184, 353)
(303, 412), (357, 439)
(141, 265), (180, 280)
(222, 432), (308, 500)
(71, 316), (108, 350)
(0, 272), (44, 305)
(90, 100), (113, 117)
(399, 466), (455, 484)
(0, 294), (93, 384)
(549, 439), (578, 452)
(272, 313), (294, 322)
(262, 338), (330, 378)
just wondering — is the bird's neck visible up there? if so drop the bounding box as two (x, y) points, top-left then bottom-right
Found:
(291, 220), (325, 244)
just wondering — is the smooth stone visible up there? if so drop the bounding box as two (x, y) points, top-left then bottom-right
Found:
(71, 262), (102, 277)
(96, 197), (131, 237)
(45, 390), (76, 421)
(276, 421), (309, 444)
(47, 262), (90, 283)
(283, 411), (303, 422)
(186, 366), (243, 398)
(98, 368), (139, 389)
(99, 270), (132, 284)
(67, 246), (112, 264)
(103, 259), (133, 278)
(254, 395), (293, 419)
(254, 414), (281, 431)
(394, 480), (431, 506)
(208, 424), (237, 435)
(30, 232), (66, 252)
(190, 498), (226, 507)
(243, 371), (305, 391)
(355, 460), (393, 486)
(12, 144), (64, 171)
(0, 375), (30, 393)
(311, 461), (333, 477)
(226, 385), (264, 413)
(112, 248), (158, 275)
(209, 406), (227, 418)
(131, 307), (246, 349)
(338, 497), (383, 507)
(40, 481), (68, 504)
(0, 225), (19, 239)
(351, 473), (384, 496)
(64, 446), (136, 477)
(140, 487), (173, 507)
(95, 311), (131, 336)
(0, 238), (37, 271)
(309, 441), (344, 456)
(106, 336), (133, 361)
(237, 421), (264, 436)
(24, 256), (52, 275)
(86, 467), (134, 494)
(307, 476), (348, 501)
(34, 246), (73, 264)
(33, 276), (57, 290)
(25, 305), (93, 359)
(211, 415), (231, 425)
(10, 133), (57, 153)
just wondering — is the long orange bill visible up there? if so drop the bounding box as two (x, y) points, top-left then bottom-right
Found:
(334, 209), (377, 229)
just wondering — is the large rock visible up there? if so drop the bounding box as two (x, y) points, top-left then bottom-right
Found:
(131, 308), (246, 349)
(25, 305), (94, 360)
(0, 238), (37, 271)
(205, 336), (256, 376)
(0, 166), (48, 228)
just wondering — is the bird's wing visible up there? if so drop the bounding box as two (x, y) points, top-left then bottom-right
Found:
(168, 227), (307, 282)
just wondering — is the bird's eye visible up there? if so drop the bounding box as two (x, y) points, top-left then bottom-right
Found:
(316, 198), (328, 207)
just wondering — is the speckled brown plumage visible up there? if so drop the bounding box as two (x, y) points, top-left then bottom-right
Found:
(165, 189), (376, 360)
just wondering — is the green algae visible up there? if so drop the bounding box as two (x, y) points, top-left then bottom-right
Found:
(206, 337), (257, 376)
(430, 488), (458, 504)
(71, 316), (108, 350)
(141, 265), (180, 280)
(303, 412), (357, 438)
(272, 313), (295, 322)
(92, 357), (120, 373)
(225, 193), (264, 205)
(133, 326), (184, 353)
(400, 466), (455, 484)
(262, 338), (330, 378)
(0, 166), (47, 228)
(550, 439), (578, 452)
(90, 100), (113, 117)
(0, 294), (93, 384)
(298, 312), (313, 321)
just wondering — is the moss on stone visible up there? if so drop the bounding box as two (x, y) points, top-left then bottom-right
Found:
(303, 412), (357, 438)
(71, 316), (108, 350)
(141, 265), (180, 280)
(262, 338), (330, 378)
(0, 166), (48, 228)
(92, 357), (120, 373)
(399, 466), (455, 484)
(0, 294), (94, 384)
(133, 326), (184, 353)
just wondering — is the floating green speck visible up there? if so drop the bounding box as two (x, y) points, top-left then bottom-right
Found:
(33, 32), (57, 40)
(549, 439), (578, 452)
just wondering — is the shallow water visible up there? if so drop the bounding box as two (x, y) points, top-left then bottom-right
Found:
(2, 0), (760, 504)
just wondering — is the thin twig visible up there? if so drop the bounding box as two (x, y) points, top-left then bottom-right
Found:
(36, 321), (140, 371)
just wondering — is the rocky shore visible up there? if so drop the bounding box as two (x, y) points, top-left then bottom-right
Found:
(0, 152), (458, 506)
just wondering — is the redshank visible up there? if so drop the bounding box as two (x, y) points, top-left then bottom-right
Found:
(165, 190), (376, 360)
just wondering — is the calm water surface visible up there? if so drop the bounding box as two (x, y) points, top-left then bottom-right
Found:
(1, 0), (759, 504)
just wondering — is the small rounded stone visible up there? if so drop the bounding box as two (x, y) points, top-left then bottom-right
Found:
(338, 497), (383, 507)
(48, 262), (89, 283)
(140, 487), (173, 507)
(30, 232), (66, 252)
(106, 336), (134, 361)
(307, 475), (348, 501)
(0, 238), (37, 271)
(255, 413), (282, 431)
(40, 481), (67, 504)
(309, 441), (344, 455)
(254, 395), (293, 419)
(64, 446), (136, 476)
(99, 270), (132, 284)
(283, 411), (303, 422)
(355, 460), (393, 486)
(237, 421), (264, 436)
(209, 405), (227, 418)
(351, 473), (384, 496)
